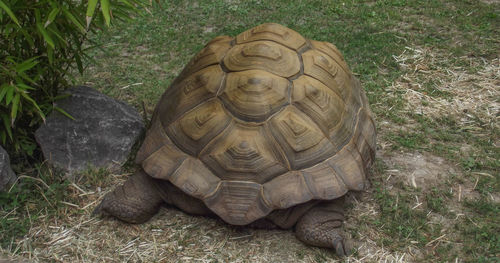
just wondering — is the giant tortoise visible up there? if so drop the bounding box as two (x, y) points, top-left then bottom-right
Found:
(94, 23), (376, 256)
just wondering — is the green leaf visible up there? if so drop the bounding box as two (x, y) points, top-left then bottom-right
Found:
(0, 0), (20, 27)
(62, 7), (85, 32)
(1, 113), (12, 140)
(18, 72), (36, 85)
(45, 7), (60, 28)
(53, 93), (72, 101)
(47, 46), (54, 65)
(20, 91), (45, 121)
(75, 53), (84, 74)
(54, 106), (75, 120)
(101, 0), (111, 26)
(11, 93), (20, 124)
(1, 131), (6, 144)
(0, 84), (9, 102)
(47, 27), (67, 47)
(5, 85), (14, 105)
(15, 57), (39, 73)
(119, 0), (135, 9)
(16, 83), (35, 91)
(19, 28), (35, 48)
(86, 0), (98, 28)
(37, 22), (55, 48)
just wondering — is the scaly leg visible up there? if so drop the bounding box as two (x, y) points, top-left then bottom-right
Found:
(295, 197), (352, 256)
(93, 170), (164, 223)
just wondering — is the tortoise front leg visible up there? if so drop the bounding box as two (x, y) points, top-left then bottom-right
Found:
(93, 170), (164, 223)
(295, 197), (352, 256)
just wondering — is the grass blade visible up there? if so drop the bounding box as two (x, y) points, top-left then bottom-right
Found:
(0, 0), (20, 27)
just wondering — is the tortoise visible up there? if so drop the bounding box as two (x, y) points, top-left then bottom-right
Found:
(94, 23), (376, 256)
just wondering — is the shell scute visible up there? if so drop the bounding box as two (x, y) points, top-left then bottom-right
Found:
(220, 70), (289, 122)
(167, 99), (231, 156)
(269, 106), (336, 170)
(292, 75), (344, 139)
(155, 65), (224, 128)
(235, 23), (306, 51)
(301, 162), (348, 200)
(223, 40), (300, 77)
(176, 36), (232, 82)
(200, 123), (288, 184)
(262, 171), (313, 209)
(169, 157), (220, 199)
(203, 181), (272, 225)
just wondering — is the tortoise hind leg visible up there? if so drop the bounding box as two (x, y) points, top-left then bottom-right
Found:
(295, 197), (352, 256)
(93, 170), (164, 223)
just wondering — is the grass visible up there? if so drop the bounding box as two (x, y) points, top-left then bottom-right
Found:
(1, 0), (499, 262)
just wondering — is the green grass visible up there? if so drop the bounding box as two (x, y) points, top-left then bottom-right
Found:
(0, 166), (112, 249)
(2, 0), (499, 261)
(0, 167), (70, 248)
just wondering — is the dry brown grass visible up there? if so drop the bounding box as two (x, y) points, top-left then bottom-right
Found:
(0, 181), (417, 263)
(390, 47), (499, 133)
(2, 46), (498, 263)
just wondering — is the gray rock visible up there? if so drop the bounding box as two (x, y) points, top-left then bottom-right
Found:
(35, 86), (144, 175)
(0, 145), (16, 191)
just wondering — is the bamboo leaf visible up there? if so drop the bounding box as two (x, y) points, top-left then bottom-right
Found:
(101, 0), (111, 26)
(47, 45), (54, 65)
(17, 83), (35, 90)
(5, 85), (14, 105)
(62, 7), (85, 32)
(86, 0), (98, 28)
(0, 0), (20, 27)
(47, 27), (67, 47)
(37, 22), (55, 48)
(1, 113), (12, 140)
(75, 52), (84, 74)
(11, 93), (20, 124)
(0, 84), (9, 102)
(45, 7), (59, 27)
(15, 57), (39, 73)
(19, 28), (35, 48)
(54, 106), (75, 120)
(53, 93), (72, 100)
(119, 0), (135, 9)
(20, 91), (45, 121)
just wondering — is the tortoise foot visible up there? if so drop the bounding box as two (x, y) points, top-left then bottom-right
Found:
(93, 170), (163, 224)
(295, 198), (352, 256)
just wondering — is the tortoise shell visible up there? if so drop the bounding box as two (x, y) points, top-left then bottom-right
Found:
(135, 23), (376, 225)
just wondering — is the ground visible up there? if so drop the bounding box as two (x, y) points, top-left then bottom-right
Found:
(1, 0), (499, 262)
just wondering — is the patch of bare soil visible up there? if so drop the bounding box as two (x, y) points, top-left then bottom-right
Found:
(480, 0), (500, 4)
(381, 151), (458, 191)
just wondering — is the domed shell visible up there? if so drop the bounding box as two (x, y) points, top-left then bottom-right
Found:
(136, 23), (376, 225)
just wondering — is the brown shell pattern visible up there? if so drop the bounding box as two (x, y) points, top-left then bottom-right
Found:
(138, 23), (376, 225)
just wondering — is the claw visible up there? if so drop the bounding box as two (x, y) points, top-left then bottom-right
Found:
(91, 199), (107, 217)
(333, 237), (352, 256)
